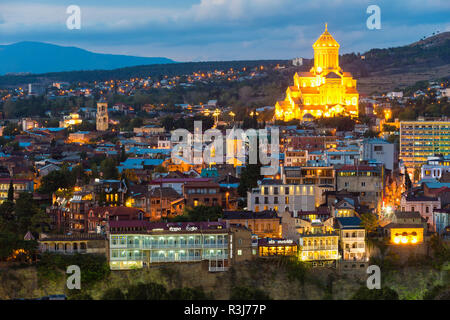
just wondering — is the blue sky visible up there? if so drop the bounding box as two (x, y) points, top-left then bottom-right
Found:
(0, 0), (449, 61)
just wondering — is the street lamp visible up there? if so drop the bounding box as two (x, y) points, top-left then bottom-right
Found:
(229, 111), (235, 122)
(213, 108), (221, 125)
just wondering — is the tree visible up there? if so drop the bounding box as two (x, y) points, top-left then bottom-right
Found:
(168, 287), (207, 300)
(171, 205), (223, 222)
(2, 122), (21, 136)
(238, 164), (261, 197)
(0, 200), (15, 221)
(100, 158), (119, 179)
(351, 286), (399, 300)
(154, 164), (168, 173)
(413, 167), (421, 183)
(15, 192), (42, 234)
(360, 213), (380, 236)
(230, 286), (271, 300)
(67, 291), (93, 300)
(363, 130), (379, 138)
(126, 282), (167, 300)
(38, 169), (75, 195)
(30, 210), (52, 234)
(101, 288), (126, 300)
(7, 180), (14, 202)
(162, 116), (175, 131)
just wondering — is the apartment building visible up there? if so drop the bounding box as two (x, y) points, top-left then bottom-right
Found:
(247, 179), (317, 214)
(400, 121), (450, 172)
(284, 149), (308, 167)
(335, 217), (366, 262)
(298, 220), (339, 267)
(336, 165), (384, 212)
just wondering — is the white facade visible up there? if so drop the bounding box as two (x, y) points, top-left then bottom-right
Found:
(362, 139), (395, 171)
(421, 157), (450, 180)
(325, 150), (359, 166)
(284, 149), (308, 167)
(247, 182), (317, 214)
(339, 229), (366, 261)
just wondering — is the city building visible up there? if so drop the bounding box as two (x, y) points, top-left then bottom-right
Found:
(0, 178), (34, 202)
(400, 193), (440, 230)
(361, 138), (396, 171)
(38, 233), (107, 255)
(432, 209), (450, 235)
(107, 221), (253, 271)
(324, 147), (360, 166)
(298, 220), (339, 267)
(274, 24), (358, 121)
(67, 131), (96, 144)
(182, 180), (224, 208)
(133, 125), (165, 135)
(148, 187), (184, 220)
(22, 118), (39, 131)
(283, 163), (335, 186)
(223, 210), (282, 238)
(60, 113), (82, 128)
(336, 165), (384, 212)
(257, 238), (298, 257)
(284, 149), (308, 167)
(383, 211), (427, 247)
(335, 217), (366, 262)
(400, 121), (450, 173)
(247, 179), (317, 214)
(420, 156), (450, 180)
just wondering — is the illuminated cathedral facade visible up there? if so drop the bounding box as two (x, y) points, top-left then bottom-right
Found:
(275, 24), (359, 121)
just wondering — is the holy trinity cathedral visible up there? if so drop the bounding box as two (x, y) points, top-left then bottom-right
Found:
(274, 24), (359, 121)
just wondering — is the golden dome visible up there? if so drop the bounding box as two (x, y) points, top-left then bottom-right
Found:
(313, 23), (340, 48)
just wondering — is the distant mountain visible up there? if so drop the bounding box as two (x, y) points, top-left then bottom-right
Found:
(0, 60), (288, 87)
(340, 31), (450, 78)
(0, 41), (175, 75)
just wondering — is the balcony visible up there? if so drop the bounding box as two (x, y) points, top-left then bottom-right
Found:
(202, 254), (228, 260)
(126, 242), (228, 250)
(344, 247), (365, 253)
(209, 266), (229, 272)
(301, 245), (337, 251)
(150, 256), (201, 263)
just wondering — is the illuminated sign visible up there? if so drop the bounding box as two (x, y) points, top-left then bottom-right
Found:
(268, 239), (293, 245)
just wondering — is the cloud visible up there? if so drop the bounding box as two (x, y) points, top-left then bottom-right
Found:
(0, 0), (448, 61)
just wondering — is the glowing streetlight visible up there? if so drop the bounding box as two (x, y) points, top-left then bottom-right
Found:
(213, 108), (221, 124)
(229, 111), (235, 122)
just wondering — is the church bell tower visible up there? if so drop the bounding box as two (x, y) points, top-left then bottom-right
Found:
(96, 98), (109, 131)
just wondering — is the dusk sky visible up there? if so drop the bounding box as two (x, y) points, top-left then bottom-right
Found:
(0, 0), (449, 62)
